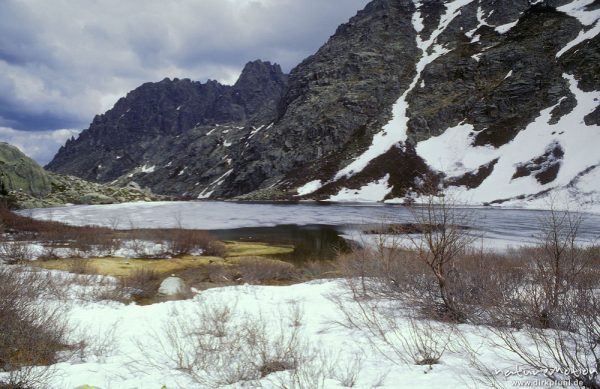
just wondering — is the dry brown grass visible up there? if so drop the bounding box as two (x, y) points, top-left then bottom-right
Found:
(224, 241), (294, 258)
(234, 256), (300, 284)
(65, 258), (98, 275)
(34, 255), (221, 277)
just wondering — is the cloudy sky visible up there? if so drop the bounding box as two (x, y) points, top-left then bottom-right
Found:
(0, 0), (369, 165)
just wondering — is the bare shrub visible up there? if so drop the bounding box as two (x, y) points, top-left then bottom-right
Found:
(237, 257), (299, 283)
(488, 289), (600, 388)
(87, 278), (131, 304)
(38, 242), (62, 261)
(127, 227), (223, 258)
(336, 238), (431, 302)
(0, 239), (34, 264)
(121, 268), (161, 300)
(524, 204), (590, 329)
(135, 299), (327, 388)
(0, 207), (114, 248)
(299, 259), (338, 279)
(204, 240), (226, 257)
(72, 323), (119, 364)
(465, 204), (600, 389)
(444, 249), (527, 326)
(66, 226), (120, 256)
(330, 290), (454, 368)
(267, 351), (337, 389)
(0, 267), (70, 388)
(127, 237), (164, 259)
(404, 193), (478, 322)
(333, 354), (363, 387)
(205, 263), (237, 284)
(160, 229), (214, 256)
(477, 206), (599, 330)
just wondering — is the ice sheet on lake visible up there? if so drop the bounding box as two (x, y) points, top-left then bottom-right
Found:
(21, 201), (600, 248)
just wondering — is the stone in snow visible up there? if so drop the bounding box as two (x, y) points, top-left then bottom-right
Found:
(158, 276), (186, 296)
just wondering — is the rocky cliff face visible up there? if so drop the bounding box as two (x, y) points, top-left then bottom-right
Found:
(0, 142), (52, 197)
(47, 0), (600, 207)
(47, 60), (288, 194)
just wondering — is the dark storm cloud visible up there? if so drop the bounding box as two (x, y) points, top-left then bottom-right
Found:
(0, 0), (369, 163)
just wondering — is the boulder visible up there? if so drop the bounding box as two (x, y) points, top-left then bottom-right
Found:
(158, 276), (187, 296)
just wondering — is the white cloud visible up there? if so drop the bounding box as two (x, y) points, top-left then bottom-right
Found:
(0, 0), (368, 128)
(0, 127), (81, 165)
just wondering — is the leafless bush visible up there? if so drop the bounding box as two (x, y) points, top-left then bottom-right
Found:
(0, 239), (35, 264)
(160, 229), (214, 257)
(135, 299), (336, 388)
(237, 257), (300, 283)
(338, 194), (480, 323)
(332, 354), (363, 387)
(404, 193), (478, 322)
(38, 242), (62, 261)
(455, 329), (510, 389)
(204, 240), (226, 257)
(299, 259), (339, 279)
(331, 292), (454, 368)
(523, 204), (590, 329)
(462, 204), (600, 389)
(0, 266), (71, 388)
(126, 227), (223, 258)
(488, 289), (600, 388)
(337, 242), (431, 302)
(205, 263), (237, 284)
(444, 249), (527, 326)
(72, 323), (119, 364)
(86, 278), (131, 304)
(0, 207), (116, 255)
(66, 226), (121, 256)
(127, 237), (164, 259)
(267, 351), (337, 389)
(120, 268), (161, 300)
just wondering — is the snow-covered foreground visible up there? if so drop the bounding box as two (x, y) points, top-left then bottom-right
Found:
(3, 276), (571, 389)
(21, 201), (600, 249)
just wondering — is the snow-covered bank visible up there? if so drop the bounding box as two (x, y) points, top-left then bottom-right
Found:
(1, 276), (576, 389)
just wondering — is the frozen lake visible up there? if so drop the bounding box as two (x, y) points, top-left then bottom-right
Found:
(21, 201), (600, 249)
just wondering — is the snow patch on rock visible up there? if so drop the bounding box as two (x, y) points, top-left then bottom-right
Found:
(329, 174), (392, 202)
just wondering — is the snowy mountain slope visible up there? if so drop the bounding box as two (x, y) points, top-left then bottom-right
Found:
(293, 0), (600, 207)
(415, 73), (600, 208)
(46, 0), (600, 207)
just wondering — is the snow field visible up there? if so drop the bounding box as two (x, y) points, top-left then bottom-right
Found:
(2, 274), (566, 389)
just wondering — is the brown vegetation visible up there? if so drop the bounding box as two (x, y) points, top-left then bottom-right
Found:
(0, 267), (71, 388)
(334, 196), (600, 388)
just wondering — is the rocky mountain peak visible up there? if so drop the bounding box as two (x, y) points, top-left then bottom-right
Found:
(233, 60), (288, 121)
(46, 60), (288, 183)
(46, 0), (600, 208)
(235, 60), (286, 89)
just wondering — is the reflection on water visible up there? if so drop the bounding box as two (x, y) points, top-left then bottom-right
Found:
(210, 224), (350, 262)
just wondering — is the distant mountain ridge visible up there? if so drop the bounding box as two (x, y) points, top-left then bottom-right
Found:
(46, 0), (600, 208)
(47, 60), (287, 188)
